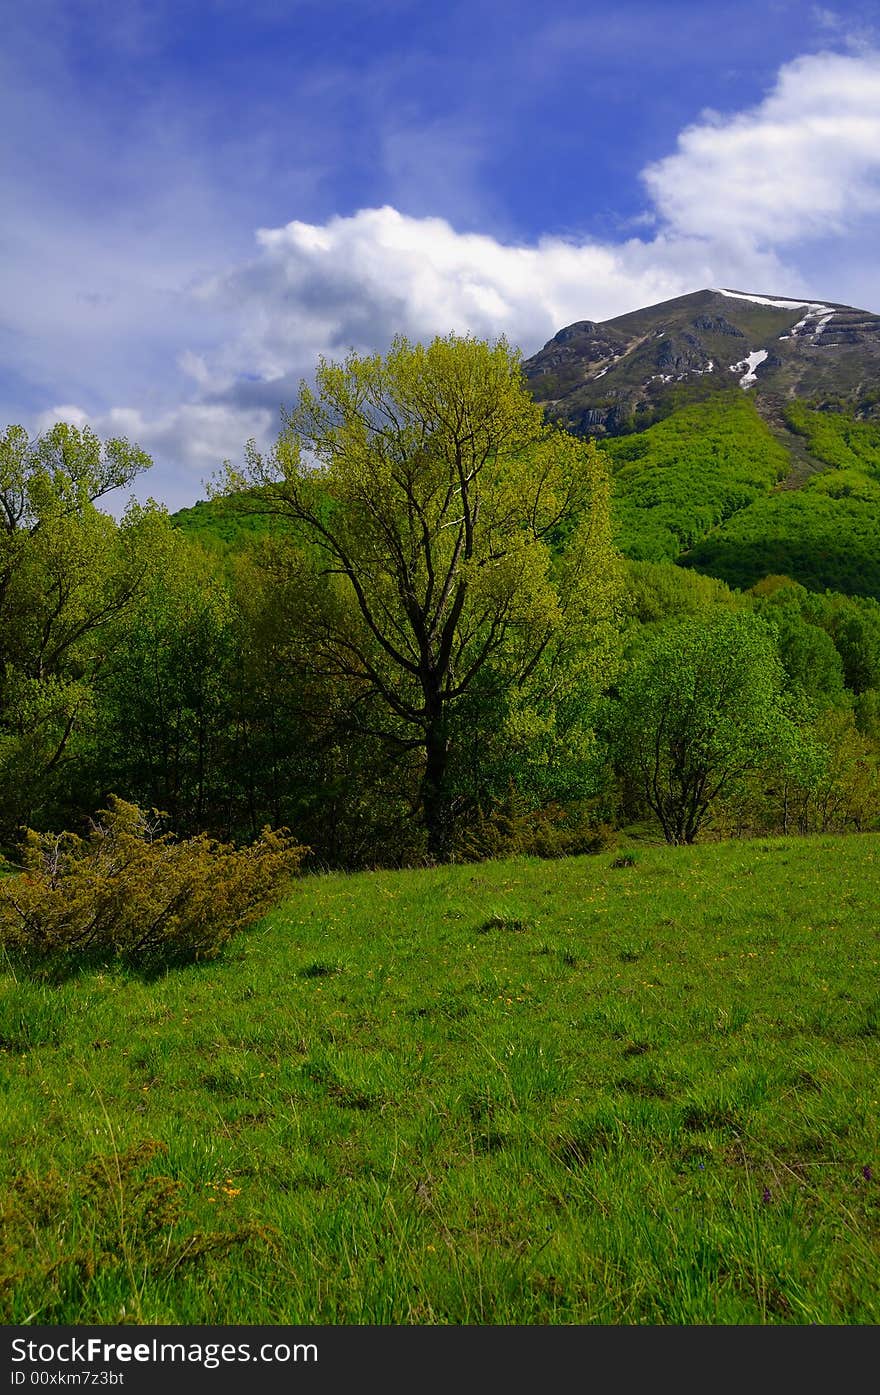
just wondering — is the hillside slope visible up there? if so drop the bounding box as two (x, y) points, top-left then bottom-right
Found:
(683, 406), (880, 594)
(173, 288), (880, 598)
(523, 288), (880, 596)
(597, 394), (880, 595)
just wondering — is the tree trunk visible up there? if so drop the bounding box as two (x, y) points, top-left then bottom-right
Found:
(421, 720), (452, 863)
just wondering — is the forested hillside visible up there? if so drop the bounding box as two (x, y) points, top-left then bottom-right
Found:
(599, 394), (789, 561)
(684, 407), (880, 596)
(2, 322), (879, 902)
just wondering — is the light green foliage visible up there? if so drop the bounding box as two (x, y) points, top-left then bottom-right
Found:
(624, 559), (740, 624)
(686, 489), (880, 597)
(784, 402), (880, 473)
(855, 688), (880, 740)
(792, 707), (880, 833)
(611, 613), (800, 844)
(445, 670), (614, 857)
(763, 609), (846, 706)
(0, 421), (150, 520)
(225, 335), (622, 859)
(601, 396), (789, 562)
(687, 408), (880, 596)
(814, 595), (880, 693)
(736, 706), (880, 838)
(752, 578), (880, 694)
(172, 495), (286, 553)
(0, 423), (158, 835)
(0, 796), (306, 974)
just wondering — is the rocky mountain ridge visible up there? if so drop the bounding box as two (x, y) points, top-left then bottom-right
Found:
(524, 288), (880, 438)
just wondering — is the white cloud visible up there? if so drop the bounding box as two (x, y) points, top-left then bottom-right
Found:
(643, 50), (880, 245)
(35, 404), (92, 431)
(204, 206), (762, 371)
(18, 47), (880, 508)
(36, 401), (273, 499)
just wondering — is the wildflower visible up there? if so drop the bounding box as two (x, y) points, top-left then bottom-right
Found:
(761, 1186), (771, 1205)
(862, 1165), (873, 1182)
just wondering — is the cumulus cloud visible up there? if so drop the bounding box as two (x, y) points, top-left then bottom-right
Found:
(28, 47), (880, 507)
(203, 207), (766, 375)
(36, 401), (274, 487)
(643, 50), (880, 245)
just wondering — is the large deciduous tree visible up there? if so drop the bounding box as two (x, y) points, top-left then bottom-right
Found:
(225, 335), (620, 861)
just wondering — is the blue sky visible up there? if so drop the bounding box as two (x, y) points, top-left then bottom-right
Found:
(2, 0), (880, 507)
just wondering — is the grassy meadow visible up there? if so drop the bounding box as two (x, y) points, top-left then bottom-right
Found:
(2, 835), (879, 1325)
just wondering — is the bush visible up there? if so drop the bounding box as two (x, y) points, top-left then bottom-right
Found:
(0, 796), (306, 974)
(455, 791), (616, 861)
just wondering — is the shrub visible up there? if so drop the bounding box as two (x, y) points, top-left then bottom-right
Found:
(456, 790), (616, 861)
(0, 796), (306, 974)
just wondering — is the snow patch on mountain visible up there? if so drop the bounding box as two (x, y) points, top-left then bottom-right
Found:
(730, 349), (768, 388)
(714, 289), (812, 310)
(779, 304), (836, 342)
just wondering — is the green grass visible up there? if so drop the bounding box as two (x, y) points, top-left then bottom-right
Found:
(2, 836), (879, 1324)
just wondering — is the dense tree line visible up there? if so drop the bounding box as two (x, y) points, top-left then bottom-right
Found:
(2, 338), (879, 867)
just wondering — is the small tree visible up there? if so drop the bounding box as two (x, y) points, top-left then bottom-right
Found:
(95, 533), (236, 832)
(0, 423), (158, 836)
(612, 613), (798, 844)
(224, 335), (620, 861)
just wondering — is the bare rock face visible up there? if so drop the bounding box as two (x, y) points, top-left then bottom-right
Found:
(523, 288), (880, 437)
(691, 314), (745, 337)
(549, 321), (597, 343)
(656, 332), (712, 374)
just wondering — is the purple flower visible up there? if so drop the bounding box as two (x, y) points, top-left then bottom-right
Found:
(862, 1165), (873, 1182)
(761, 1186), (772, 1205)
